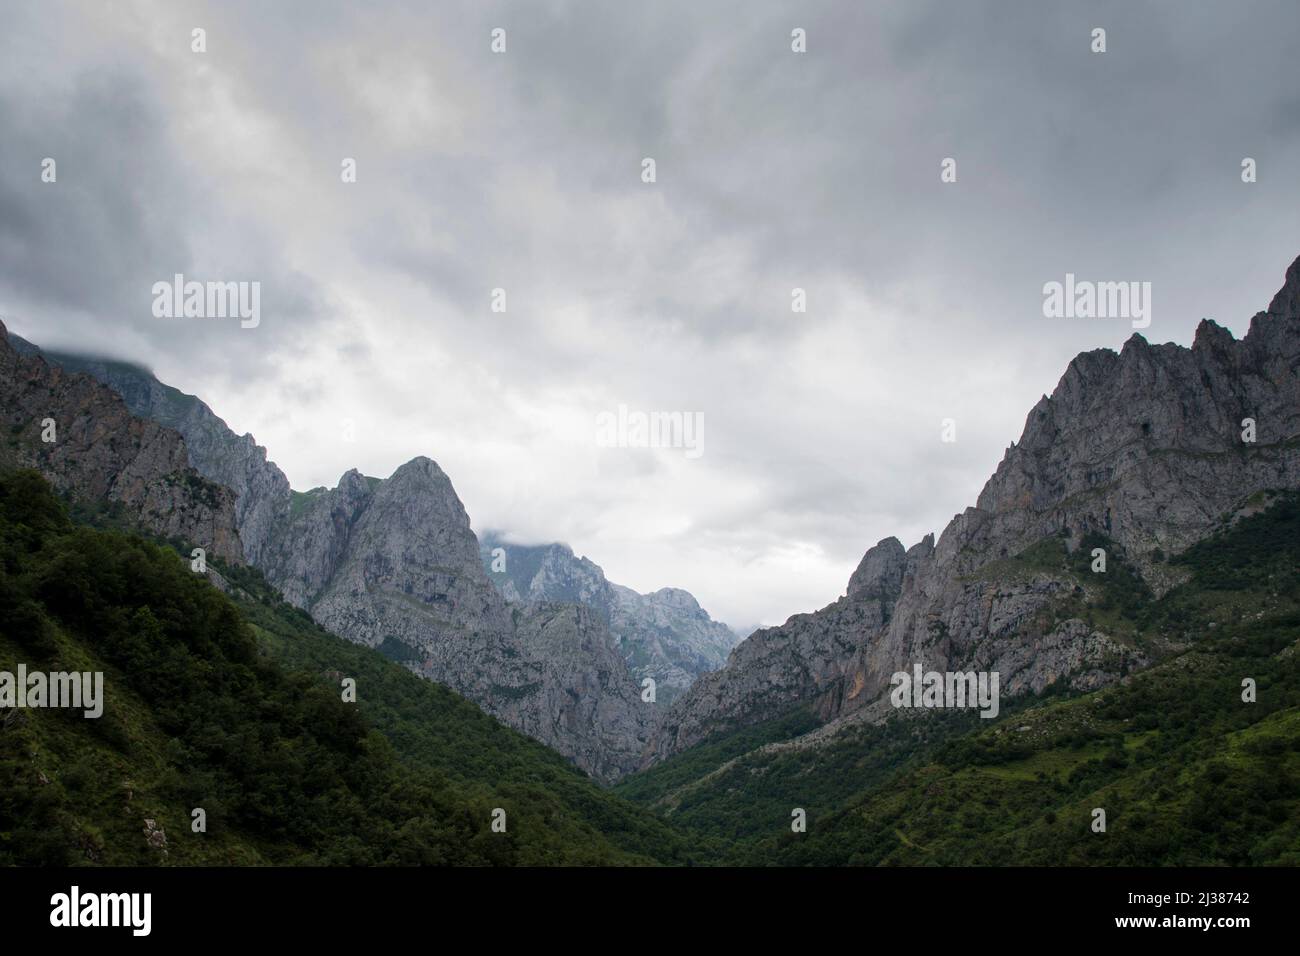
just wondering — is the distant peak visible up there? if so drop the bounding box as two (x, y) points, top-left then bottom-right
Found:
(648, 587), (700, 610)
(847, 537), (906, 602)
(389, 456), (449, 482)
(1193, 318), (1235, 352)
(1266, 253), (1300, 318)
(337, 468), (370, 492)
(1120, 331), (1151, 353)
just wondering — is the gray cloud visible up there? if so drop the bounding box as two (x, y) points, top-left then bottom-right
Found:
(1, 0), (1298, 625)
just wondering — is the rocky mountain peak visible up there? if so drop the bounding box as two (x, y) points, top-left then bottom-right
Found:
(648, 252), (1300, 764)
(1266, 253), (1300, 317)
(478, 532), (740, 707)
(646, 587), (702, 611)
(261, 463), (654, 782)
(335, 468), (371, 496)
(1192, 317), (1236, 354)
(846, 537), (906, 605)
(0, 321), (244, 564)
(378, 458), (440, 491)
(391, 455), (444, 480)
(903, 534), (935, 583)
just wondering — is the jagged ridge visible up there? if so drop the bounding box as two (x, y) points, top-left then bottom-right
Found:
(478, 532), (740, 706)
(647, 254), (1300, 763)
(0, 322), (243, 563)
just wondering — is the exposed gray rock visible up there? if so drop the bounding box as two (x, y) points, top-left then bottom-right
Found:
(608, 585), (740, 706)
(647, 254), (1300, 762)
(0, 321), (243, 563)
(20, 338), (653, 782)
(7, 338), (292, 565)
(258, 459), (653, 783)
(479, 533), (740, 706)
(846, 537), (906, 607)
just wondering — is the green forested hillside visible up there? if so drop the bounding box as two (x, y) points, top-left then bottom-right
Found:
(616, 493), (1300, 866)
(0, 471), (695, 866)
(213, 556), (704, 865)
(5, 465), (1298, 867)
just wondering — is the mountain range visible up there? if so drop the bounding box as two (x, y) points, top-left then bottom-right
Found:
(645, 255), (1300, 765)
(2, 330), (733, 782)
(3, 253), (1300, 798)
(478, 532), (740, 706)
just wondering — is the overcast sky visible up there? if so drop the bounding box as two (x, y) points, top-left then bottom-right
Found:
(2, 0), (1298, 627)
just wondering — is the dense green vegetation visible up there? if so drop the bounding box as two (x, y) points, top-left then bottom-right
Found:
(5, 464), (1297, 867)
(615, 685), (1066, 846)
(0, 471), (693, 866)
(731, 634), (1299, 866)
(617, 493), (1300, 865)
(210, 554), (701, 865)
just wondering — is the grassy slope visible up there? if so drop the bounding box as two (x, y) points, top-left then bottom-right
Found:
(617, 493), (1300, 865)
(0, 471), (695, 866)
(216, 559), (702, 865)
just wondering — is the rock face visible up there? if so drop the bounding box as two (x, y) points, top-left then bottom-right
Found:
(21, 253), (1300, 781)
(479, 534), (740, 706)
(257, 460), (652, 783)
(0, 321), (243, 562)
(6, 339), (291, 566)
(607, 585), (740, 705)
(18, 338), (654, 781)
(647, 254), (1300, 762)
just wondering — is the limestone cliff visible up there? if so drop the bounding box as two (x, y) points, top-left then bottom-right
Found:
(479, 534), (740, 706)
(18, 337), (653, 781)
(0, 320), (243, 563)
(648, 254), (1300, 761)
(258, 460), (652, 783)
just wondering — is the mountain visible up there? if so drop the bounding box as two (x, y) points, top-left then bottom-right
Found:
(478, 532), (740, 706)
(0, 471), (698, 865)
(0, 322), (242, 564)
(5, 337), (291, 566)
(5, 254), (1299, 866)
(1, 335), (652, 782)
(616, 491), (1300, 865)
(647, 254), (1300, 763)
(10, 253), (1300, 795)
(6, 461), (1295, 867)
(257, 460), (652, 783)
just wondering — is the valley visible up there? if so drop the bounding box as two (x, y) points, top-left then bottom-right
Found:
(2, 255), (1300, 865)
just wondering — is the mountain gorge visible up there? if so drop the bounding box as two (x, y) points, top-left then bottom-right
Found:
(2, 256), (1299, 866)
(3, 334), (658, 781)
(646, 256), (1300, 764)
(479, 532), (740, 706)
(5, 255), (1300, 802)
